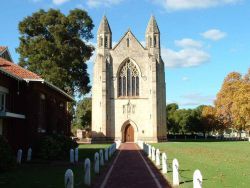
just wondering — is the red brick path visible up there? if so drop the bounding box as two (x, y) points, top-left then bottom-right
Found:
(94, 143), (171, 188)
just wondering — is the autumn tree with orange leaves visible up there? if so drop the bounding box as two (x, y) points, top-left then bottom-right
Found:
(215, 69), (250, 133)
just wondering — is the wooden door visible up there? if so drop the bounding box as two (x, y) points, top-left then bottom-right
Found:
(125, 124), (134, 142)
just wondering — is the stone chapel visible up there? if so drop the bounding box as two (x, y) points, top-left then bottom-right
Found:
(92, 16), (166, 143)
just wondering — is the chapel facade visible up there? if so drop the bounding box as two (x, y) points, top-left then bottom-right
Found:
(91, 16), (166, 143)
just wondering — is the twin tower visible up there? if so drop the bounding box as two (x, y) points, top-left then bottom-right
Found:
(92, 16), (166, 143)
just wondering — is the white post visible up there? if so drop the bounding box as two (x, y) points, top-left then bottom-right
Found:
(162, 152), (167, 174)
(105, 148), (108, 161)
(65, 169), (74, 188)
(17, 149), (22, 164)
(152, 147), (156, 161)
(75, 148), (78, 163)
(70, 149), (74, 163)
(156, 149), (160, 166)
(193, 169), (202, 188)
(148, 145), (151, 157)
(99, 149), (104, 166)
(94, 152), (100, 174)
(173, 158), (179, 186)
(27, 148), (32, 161)
(84, 158), (91, 186)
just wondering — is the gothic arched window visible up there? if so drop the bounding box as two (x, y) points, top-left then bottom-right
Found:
(118, 60), (139, 97)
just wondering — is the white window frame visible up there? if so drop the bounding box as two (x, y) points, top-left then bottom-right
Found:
(0, 86), (8, 112)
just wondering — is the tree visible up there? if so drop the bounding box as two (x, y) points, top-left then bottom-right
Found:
(17, 9), (94, 97)
(200, 105), (221, 136)
(215, 72), (242, 129)
(215, 69), (250, 134)
(73, 98), (92, 129)
(231, 69), (250, 132)
(166, 103), (179, 134)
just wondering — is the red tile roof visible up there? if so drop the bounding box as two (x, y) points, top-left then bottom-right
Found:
(0, 46), (6, 53)
(0, 57), (41, 79)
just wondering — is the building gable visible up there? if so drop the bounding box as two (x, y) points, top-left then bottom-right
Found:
(112, 30), (145, 53)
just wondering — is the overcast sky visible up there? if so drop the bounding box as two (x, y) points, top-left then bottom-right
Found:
(1, 0), (249, 108)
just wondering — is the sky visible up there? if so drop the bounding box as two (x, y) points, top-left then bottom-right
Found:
(0, 0), (249, 109)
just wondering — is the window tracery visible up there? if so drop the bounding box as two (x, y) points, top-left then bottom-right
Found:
(118, 60), (139, 97)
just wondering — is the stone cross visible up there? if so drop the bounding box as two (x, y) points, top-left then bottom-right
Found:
(193, 169), (202, 188)
(94, 152), (100, 174)
(162, 152), (167, 174)
(156, 149), (160, 166)
(173, 158), (179, 186)
(148, 145), (151, 157)
(64, 169), (74, 188)
(105, 148), (109, 161)
(27, 148), (32, 161)
(17, 149), (22, 164)
(74, 148), (78, 163)
(84, 158), (91, 186)
(70, 149), (74, 163)
(99, 149), (104, 166)
(152, 147), (156, 161)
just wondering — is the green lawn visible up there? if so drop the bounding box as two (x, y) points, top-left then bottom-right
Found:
(0, 144), (111, 188)
(152, 141), (250, 188)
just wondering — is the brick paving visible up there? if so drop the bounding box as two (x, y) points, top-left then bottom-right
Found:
(94, 143), (171, 188)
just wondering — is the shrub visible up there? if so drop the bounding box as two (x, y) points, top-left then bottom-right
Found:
(0, 136), (15, 171)
(37, 134), (78, 160)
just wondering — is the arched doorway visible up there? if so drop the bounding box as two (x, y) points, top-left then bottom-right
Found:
(124, 124), (134, 142)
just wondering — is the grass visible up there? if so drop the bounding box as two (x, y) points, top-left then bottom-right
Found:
(0, 144), (111, 188)
(152, 141), (250, 188)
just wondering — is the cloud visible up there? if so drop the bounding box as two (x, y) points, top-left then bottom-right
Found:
(179, 92), (215, 107)
(175, 38), (202, 48)
(154, 0), (242, 11)
(162, 46), (210, 68)
(52, 0), (70, 5)
(201, 29), (227, 41)
(182, 76), (189, 81)
(86, 0), (123, 8)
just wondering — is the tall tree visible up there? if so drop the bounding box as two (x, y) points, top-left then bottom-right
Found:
(215, 70), (250, 133)
(215, 72), (242, 128)
(17, 9), (94, 96)
(73, 98), (92, 129)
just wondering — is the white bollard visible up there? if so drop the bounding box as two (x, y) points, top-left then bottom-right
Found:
(84, 158), (91, 186)
(105, 148), (109, 161)
(148, 145), (151, 157)
(64, 169), (74, 188)
(173, 158), (179, 186)
(156, 149), (160, 166)
(99, 149), (104, 166)
(74, 148), (78, 163)
(27, 148), (32, 161)
(162, 152), (167, 174)
(152, 147), (156, 161)
(17, 149), (22, 164)
(70, 149), (74, 163)
(193, 169), (202, 188)
(94, 152), (100, 174)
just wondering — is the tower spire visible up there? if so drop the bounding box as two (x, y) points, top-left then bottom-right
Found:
(98, 15), (112, 34)
(97, 16), (112, 50)
(146, 15), (160, 34)
(145, 15), (160, 54)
